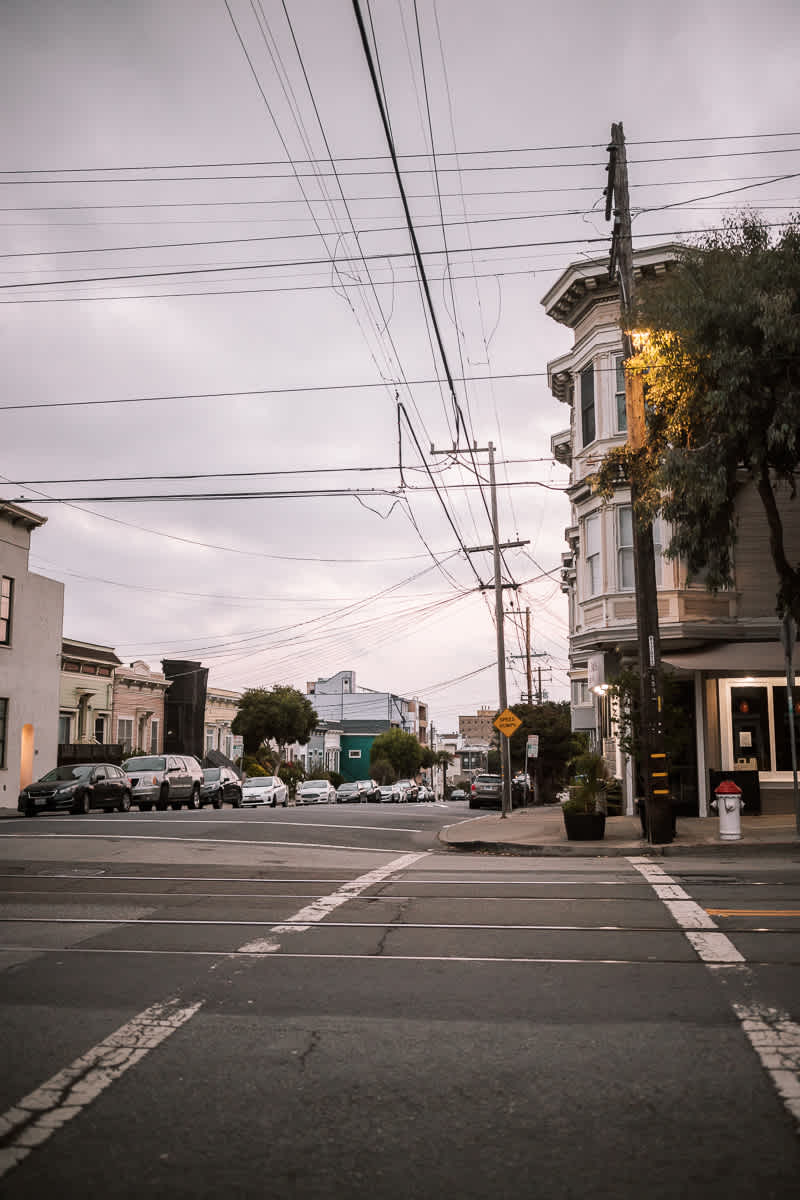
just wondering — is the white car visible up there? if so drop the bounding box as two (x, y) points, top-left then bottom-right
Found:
(297, 779), (336, 805)
(240, 775), (288, 807)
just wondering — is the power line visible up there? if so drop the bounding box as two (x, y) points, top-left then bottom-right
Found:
(4, 130), (798, 173)
(2, 145), (799, 184)
(4, 219), (795, 292)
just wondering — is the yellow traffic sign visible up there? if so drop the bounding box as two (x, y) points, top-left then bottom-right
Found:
(494, 708), (522, 738)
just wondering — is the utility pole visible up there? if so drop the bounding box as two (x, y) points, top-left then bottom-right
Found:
(488, 443), (514, 817)
(606, 122), (673, 844)
(433, 442), (528, 819)
(525, 607), (533, 708)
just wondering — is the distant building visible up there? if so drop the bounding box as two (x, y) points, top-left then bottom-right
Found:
(204, 686), (243, 763)
(458, 707), (497, 743)
(0, 503), (64, 796)
(59, 639), (120, 748)
(163, 660), (208, 761)
(113, 660), (170, 756)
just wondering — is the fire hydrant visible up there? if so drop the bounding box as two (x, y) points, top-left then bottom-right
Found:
(711, 779), (745, 841)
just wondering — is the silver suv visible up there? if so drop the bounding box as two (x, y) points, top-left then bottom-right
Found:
(123, 754), (203, 811)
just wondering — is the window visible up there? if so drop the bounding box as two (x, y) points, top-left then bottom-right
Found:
(348, 749), (362, 759)
(224, 734), (232, 758)
(615, 356), (627, 432)
(118, 718), (133, 754)
(572, 680), (590, 706)
(585, 513), (601, 596)
(0, 577), (12, 645)
(150, 719), (159, 754)
(0, 698), (7, 768)
(617, 505), (635, 590)
(58, 713), (72, 744)
(206, 727), (215, 752)
(94, 716), (105, 744)
(580, 365), (596, 446)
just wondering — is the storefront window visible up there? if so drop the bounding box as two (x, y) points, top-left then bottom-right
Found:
(772, 686), (800, 772)
(730, 686), (771, 770)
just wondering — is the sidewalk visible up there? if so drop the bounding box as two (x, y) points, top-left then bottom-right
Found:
(438, 806), (800, 857)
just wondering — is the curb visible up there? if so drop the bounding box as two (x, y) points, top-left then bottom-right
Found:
(437, 833), (800, 858)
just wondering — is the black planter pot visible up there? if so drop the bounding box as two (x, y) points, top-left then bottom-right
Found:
(563, 810), (606, 841)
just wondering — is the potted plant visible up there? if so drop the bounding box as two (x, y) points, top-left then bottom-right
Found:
(562, 751), (610, 841)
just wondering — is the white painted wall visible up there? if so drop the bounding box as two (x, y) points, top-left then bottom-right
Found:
(0, 509), (64, 804)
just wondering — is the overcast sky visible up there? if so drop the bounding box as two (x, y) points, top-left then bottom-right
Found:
(2, 0), (798, 730)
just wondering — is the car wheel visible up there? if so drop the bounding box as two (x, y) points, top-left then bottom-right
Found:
(271, 796), (277, 808)
(157, 786), (169, 811)
(72, 790), (90, 816)
(170, 802), (181, 811)
(188, 786), (201, 810)
(23, 802), (37, 818)
(139, 802), (153, 812)
(119, 791), (132, 813)
(212, 788), (224, 810)
(233, 789), (243, 808)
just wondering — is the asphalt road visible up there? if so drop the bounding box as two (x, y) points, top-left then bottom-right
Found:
(0, 801), (799, 1199)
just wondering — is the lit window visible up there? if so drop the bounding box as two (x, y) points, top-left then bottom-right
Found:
(585, 513), (601, 596)
(580, 365), (596, 446)
(615, 357), (627, 432)
(0, 577), (12, 645)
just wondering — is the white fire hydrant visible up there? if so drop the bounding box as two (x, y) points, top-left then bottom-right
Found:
(710, 780), (745, 841)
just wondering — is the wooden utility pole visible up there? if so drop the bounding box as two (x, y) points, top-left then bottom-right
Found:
(432, 444), (529, 820)
(525, 607), (533, 708)
(606, 122), (673, 844)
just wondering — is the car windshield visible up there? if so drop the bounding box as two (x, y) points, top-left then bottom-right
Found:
(339, 784), (357, 791)
(40, 765), (94, 782)
(124, 756), (166, 771)
(203, 768), (220, 781)
(243, 778), (269, 788)
(300, 782), (320, 790)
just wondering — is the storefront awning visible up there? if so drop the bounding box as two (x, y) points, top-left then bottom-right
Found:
(662, 642), (790, 673)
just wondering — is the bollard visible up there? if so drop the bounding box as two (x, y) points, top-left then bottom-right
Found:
(710, 779), (744, 841)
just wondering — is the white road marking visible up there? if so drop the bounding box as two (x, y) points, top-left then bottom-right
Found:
(0, 997), (202, 1179)
(627, 859), (743, 963)
(627, 856), (800, 1131)
(733, 1003), (800, 1124)
(0, 833), (408, 854)
(53, 816), (428, 834)
(241, 851), (429, 947)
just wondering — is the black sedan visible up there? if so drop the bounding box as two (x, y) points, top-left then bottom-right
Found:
(19, 763), (132, 816)
(200, 767), (243, 809)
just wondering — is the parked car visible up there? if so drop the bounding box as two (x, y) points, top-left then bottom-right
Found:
(416, 784), (433, 802)
(336, 782), (361, 803)
(356, 779), (379, 801)
(470, 773), (503, 809)
(123, 754), (204, 811)
(19, 763), (132, 817)
(377, 784), (401, 803)
(200, 766), (242, 809)
(296, 779), (336, 804)
(449, 788), (468, 801)
(396, 780), (419, 802)
(240, 775), (288, 807)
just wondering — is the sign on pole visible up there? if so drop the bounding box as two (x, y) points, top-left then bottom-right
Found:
(526, 735), (539, 759)
(494, 708), (522, 738)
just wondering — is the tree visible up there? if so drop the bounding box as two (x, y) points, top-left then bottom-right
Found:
(369, 728), (423, 778)
(232, 686), (318, 762)
(434, 749), (453, 794)
(507, 702), (581, 803)
(371, 758), (396, 785)
(596, 213), (800, 623)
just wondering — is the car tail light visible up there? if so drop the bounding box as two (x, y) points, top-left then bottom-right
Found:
(471, 782), (476, 793)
